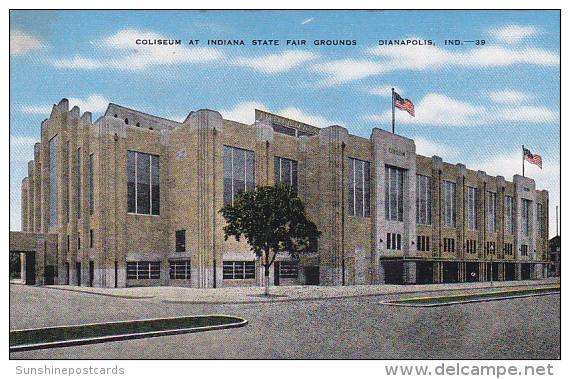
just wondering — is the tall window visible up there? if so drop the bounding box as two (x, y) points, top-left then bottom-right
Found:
(127, 151), (160, 215)
(89, 154), (94, 215)
(416, 174), (431, 225)
(175, 230), (186, 252)
(537, 203), (544, 238)
(505, 196), (514, 234)
(77, 148), (81, 218)
(486, 191), (497, 232)
(385, 166), (404, 221)
(49, 135), (59, 228)
(224, 146), (255, 205)
(348, 158), (371, 217)
(274, 156), (298, 194)
(442, 181), (456, 228)
(521, 199), (532, 237)
(465, 186), (478, 230)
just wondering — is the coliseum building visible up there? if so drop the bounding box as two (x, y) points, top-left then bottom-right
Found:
(13, 98), (549, 288)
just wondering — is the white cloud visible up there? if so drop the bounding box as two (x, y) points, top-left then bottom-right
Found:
(19, 104), (53, 115)
(278, 107), (333, 128)
(301, 17), (314, 25)
(100, 29), (162, 49)
(219, 101), (266, 125)
(52, 29), (222, 71)
(490, 25), (538, 44)
(411, 136), (454, 159)
(219, 101), (334, 128)
(310, 59), (386, 85)
(367, 85), (404, 97)
(234, 50), (318, 73)
(310, 41), (559, 86)
(10, 30), (45, 56)
(364, 94), (489, 127)
(10, 135), (37, 163)
(363, 93), (558, 127)
(20, 94), (111, 116)
(466, 46), (559, 67)
(68, 95), (110, 114)
(484, 90), (535, 104)
(497, 106), (558, 123)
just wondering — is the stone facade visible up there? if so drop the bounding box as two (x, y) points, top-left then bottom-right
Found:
(17, 98), (549, 287)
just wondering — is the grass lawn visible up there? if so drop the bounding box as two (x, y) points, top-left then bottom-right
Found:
(383, 286), (560, 307)
(10, 315), (246, 349)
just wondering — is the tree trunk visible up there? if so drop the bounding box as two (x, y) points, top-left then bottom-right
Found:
(264, 265), (270, 296)
(264, 245), (271, 296)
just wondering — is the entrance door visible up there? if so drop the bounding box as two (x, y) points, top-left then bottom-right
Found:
(305, 266), (319, 285)
(25, 252), (36, 285)
(274, 262), (280, 286)
(76, 262), (81, 286)
(89, 261), (94, 287)
(45, 265), (55, 285)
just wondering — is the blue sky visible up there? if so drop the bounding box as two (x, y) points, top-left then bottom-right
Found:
(9, 10), (560, 235)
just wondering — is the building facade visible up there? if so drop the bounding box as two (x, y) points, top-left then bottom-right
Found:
(17, 98), (549, 287)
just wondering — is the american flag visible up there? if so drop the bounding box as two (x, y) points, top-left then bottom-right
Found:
(393, 91), (415, 117)
(523, 147), (542, 169)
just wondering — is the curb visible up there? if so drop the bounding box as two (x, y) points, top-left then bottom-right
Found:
(161, 280), (560, 304)
(379, 287), (560, 308)
(43, 285), (155, 299)
(16, 279), (560, 304)
(10, 314), (248, 353)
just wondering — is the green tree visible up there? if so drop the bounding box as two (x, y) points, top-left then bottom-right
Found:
(219, 182), (321, 295)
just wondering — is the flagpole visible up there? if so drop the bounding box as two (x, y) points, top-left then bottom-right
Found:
(392, 88), (395, 134)
(522, 145), (525, 177)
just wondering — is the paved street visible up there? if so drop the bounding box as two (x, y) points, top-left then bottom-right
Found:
(10, 281), (560, 359)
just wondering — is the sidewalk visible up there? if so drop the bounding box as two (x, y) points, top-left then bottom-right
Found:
(42, 277), (560, 304)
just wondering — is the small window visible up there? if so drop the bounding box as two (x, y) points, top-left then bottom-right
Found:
(417, 236), (430, 252)
(175, 230), (186, 252)
(466, 240), (477, 254)
(443, 238), (455, 253)
(90, 229), (94, 248)
(386, 233), (401, 250)
(125, 118), (129, 124)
